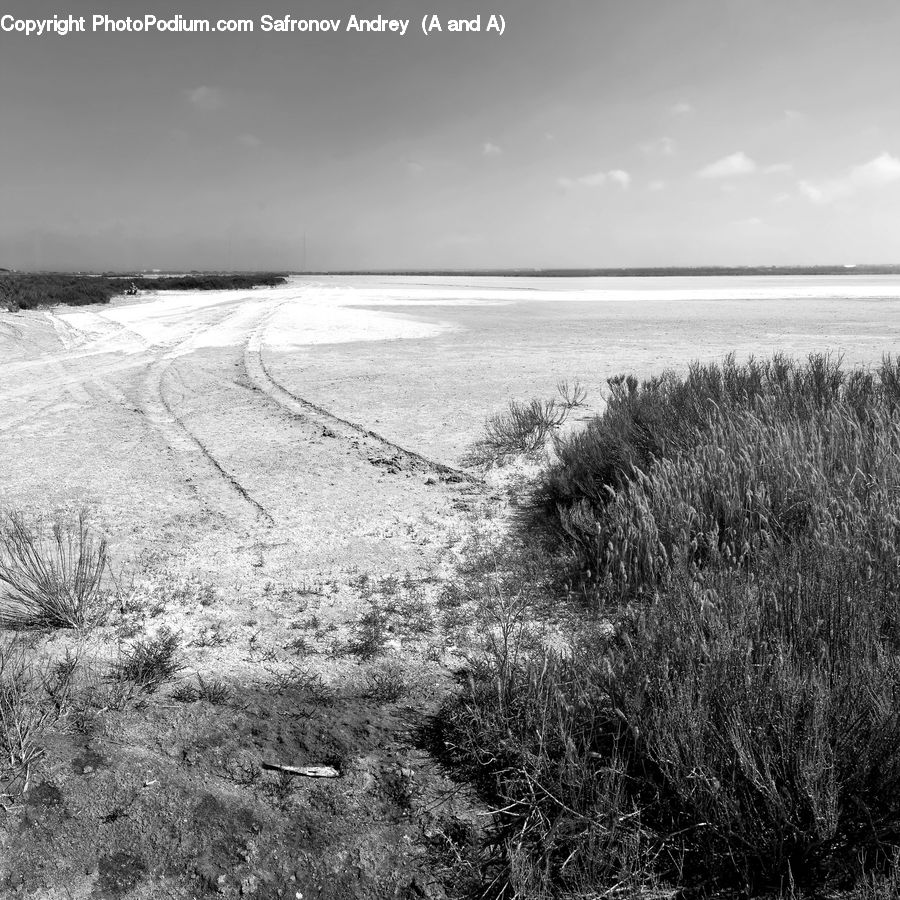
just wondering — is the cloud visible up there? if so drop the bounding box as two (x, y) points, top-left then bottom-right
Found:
(237, 133), (262, 149)
(798, 182), (829, 204)
(639, 136), (676, 157)
(558, 169), (631, 190)
(558, 172), (605, 188)
(482, 141), (502, 157)
(733, 216), (763, 227)
(406, 160), (425, 176)
(763, 162), (792, 175)
(669, 101), (694, 116)
(851, 152), (900, 187)
(647, 180), (666, 192)
(186, 86), (225, 111)
(799, 152), (900, 203)
(697, 151), (757, 179)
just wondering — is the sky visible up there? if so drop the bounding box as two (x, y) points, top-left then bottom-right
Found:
(2, 0), (900, 270)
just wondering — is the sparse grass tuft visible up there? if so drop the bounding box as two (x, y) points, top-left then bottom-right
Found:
(113, 628), (181, 694)
(0, 512), (108, 629)
(191, 622), (230, 648)
(364, 661), (409, 702)
(171, 682), (197, 703)
(196, 675), (231, 704)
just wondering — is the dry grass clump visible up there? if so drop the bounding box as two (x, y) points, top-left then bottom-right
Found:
(440, 353), (900, 898)
(0, 512), (109, 629)
(464, 399), (567, 468)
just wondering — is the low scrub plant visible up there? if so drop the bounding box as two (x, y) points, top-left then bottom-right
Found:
(173, 675), (231, 704)
(343, 603), (390, 660)
(464, 398), (570, 468)
(556, 378), (588, 410)
(0, 512), (109, 629)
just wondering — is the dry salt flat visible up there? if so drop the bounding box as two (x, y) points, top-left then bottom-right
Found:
(261, 273), (900, 463)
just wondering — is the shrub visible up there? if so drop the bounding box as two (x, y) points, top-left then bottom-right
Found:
(443, 550), (900, 897)
(0, 512), (109, 629)
(599, 553), (900, 893)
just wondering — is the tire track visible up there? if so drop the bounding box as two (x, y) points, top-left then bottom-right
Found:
(243, 308), (475, 483)
(142, 307), (275, 528)
(0, 399), (69, 434)
(44, 310), (88, 351)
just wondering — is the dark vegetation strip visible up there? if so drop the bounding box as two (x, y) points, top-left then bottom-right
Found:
(439, 353), (900, 898)
(0, 272), (286, 311)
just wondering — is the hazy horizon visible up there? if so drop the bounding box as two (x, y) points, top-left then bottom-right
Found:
(3, 0), (900, 271)
(8, 265), (900, 277)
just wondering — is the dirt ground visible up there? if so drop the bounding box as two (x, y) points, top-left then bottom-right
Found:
(0, 280), (500, 899)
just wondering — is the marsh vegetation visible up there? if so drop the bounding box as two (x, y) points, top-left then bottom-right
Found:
(441, 353), (900, 898)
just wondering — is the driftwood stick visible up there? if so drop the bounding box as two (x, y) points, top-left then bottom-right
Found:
(261, 762), (340, 778)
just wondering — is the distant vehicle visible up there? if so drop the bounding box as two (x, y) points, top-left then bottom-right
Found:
(124, 282), (139, 296)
